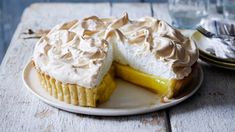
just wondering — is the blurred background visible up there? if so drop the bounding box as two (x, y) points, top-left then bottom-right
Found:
(0, 0), (221, 63)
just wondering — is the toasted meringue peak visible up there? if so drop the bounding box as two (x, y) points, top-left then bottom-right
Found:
(33, 17), (113, 88)
(105, 14), (198, 79)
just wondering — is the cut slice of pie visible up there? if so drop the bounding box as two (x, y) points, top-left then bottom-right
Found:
(105, 13), (198, 99)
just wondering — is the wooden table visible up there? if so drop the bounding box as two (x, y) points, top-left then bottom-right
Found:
(0, 3), (234, 132)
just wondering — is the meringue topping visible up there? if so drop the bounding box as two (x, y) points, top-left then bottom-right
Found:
(33, 17), (113, 88)
(33, 13), (198, 88)
(105, 13), (198, 79)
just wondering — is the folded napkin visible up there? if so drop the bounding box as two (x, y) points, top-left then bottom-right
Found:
(200, 19), (235, 59)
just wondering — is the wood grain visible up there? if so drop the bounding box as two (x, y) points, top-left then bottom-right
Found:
(111, 0), (141, 2)
(0, 3), (167, 132)
(0, 1), (4, 62)
(50, 0), (110, 2)
(1, 0), (47, 53)
(169, 62), (235, 132)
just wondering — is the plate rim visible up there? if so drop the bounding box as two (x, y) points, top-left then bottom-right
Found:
(199, 54), (235, 70)
(22, 61), (204, 116)
(199, 49), (235, 64)
(200, 53), (235, 67)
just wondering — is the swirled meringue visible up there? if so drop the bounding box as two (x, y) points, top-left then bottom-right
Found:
(105, 13), (198, 79)
(33, 13), (199, 89)
(33, 17), (113, 88)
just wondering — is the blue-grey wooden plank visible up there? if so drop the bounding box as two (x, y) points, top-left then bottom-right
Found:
(111, 0), (142, 2)
(49, 0), (109, 2)
(144, 0), (166, 3)
(145, 0), (214, 4)
(1, 0), (47, 63)
(0, 0), (4, 62)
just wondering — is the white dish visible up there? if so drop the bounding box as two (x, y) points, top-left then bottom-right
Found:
(22, 61), (203, 116)
(191, 31), (235, 70)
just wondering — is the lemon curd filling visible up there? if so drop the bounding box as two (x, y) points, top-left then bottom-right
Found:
(114, 62), (192, 98)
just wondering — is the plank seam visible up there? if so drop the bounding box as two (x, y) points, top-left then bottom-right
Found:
(150, 2), (154, 17)
(109, 2), (112, 16)
(0, 0), (6, 61)
(166, 109), (172, 132)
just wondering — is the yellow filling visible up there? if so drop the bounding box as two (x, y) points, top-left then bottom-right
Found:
(114, 62), (178, 97)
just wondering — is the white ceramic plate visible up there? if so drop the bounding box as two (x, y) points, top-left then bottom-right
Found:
(22, 61), (203, 116)
(199, 53), (235, 70)
(191, 31), (235, 70)
(192, 31), (235, 63)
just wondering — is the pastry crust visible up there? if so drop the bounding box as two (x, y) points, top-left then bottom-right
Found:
(35, 65), (116, 107)
(167, 65), (196, 98)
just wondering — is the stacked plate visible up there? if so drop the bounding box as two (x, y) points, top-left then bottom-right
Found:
(191, 31), (235, 70)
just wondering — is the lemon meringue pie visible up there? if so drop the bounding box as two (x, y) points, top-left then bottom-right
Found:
(33, 13), (198, 107)
(105, 14), (198, 98)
